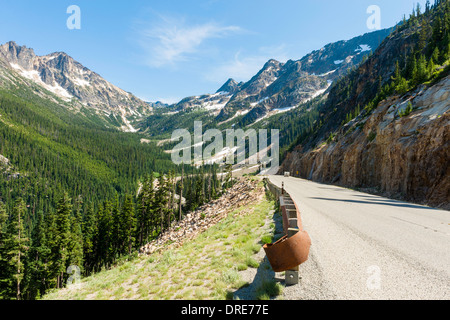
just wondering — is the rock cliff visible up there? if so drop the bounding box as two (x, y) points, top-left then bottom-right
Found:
(281, 75), (449, 209)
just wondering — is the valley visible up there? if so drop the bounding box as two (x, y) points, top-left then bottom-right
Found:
(0, 0), (448, 302)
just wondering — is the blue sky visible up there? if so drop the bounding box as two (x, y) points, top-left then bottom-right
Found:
(0, 0), (428, 103)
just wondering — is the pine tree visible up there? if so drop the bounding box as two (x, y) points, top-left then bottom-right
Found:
(167, 170), (176, 228)
(194, 176), (205, 209)
(155, 175), (169, 233)
(97, 201), (113, 269)
(82, 203), (97, 275)
(26, 210), (50, 300)
(392, 60), (402, 86)
(5, 198), (29, 300)
(432, 46), (441, 64)
(184, 178), (194, 213)
(392, 60), (410, 94)
(136, 177), (148, 248)
(414, 54), (429, 84)
(145, 173), (156, 242)
(111, 194), (121, 259)
(408, 53), (419, 82)
(0, 201), (10, 298)
(224, 164), (233, 189)
(67, 208), (84, 276)
(50, 193), (72, 289)
(178, 167), (184, 221)
(121, 194), (136, 255)
(418, 23), (429, 52)
(433, 16), (444, 45)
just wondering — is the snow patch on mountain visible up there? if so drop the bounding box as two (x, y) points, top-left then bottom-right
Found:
(73, 77), (91, 87)
(355, 44), (372, 53)
(10, 63), (73, 101)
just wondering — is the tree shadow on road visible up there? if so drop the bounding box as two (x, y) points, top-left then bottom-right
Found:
(310, 197), (439, 211)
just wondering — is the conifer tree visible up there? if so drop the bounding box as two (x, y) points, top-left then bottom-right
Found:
(82, 203), (97, 275)
(415, 54), (429, 84)
(0, 201), (10, 298)
(6, 198), (29, 299)
(136, 177), (148, 248)
(67, 209), (84, 276)
(111, 194), (121, 259)
(121, 194), (136, 255)
(433, 16), (444, 43)
(26, 210), (50, 300)
(50, 193), (72, 289)
(155, 175), (169, 233)
(178, 167), (184, 221)
(145, 173), (156, 242)
(97, 201), (113, 268)
(167, 170), (176, 228)
(392, 60), (409, 94)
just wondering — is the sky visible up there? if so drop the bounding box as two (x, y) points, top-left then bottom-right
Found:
(0, 0), (428, 104)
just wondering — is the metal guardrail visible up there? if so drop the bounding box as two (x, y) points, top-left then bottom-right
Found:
(263, 178), (311, 285)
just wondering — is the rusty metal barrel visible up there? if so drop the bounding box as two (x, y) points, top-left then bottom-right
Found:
(263, 178), (311, 283)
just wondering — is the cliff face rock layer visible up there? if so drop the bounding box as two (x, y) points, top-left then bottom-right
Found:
(281, 75), (449, 209)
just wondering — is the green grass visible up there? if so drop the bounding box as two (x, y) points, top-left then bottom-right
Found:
(255, 279), (284, 300)
(43, 187), (278, 300)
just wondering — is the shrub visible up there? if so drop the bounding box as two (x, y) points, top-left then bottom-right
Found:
(399, 101), (413, 117)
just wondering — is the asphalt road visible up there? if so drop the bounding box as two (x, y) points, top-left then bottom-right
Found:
(268, 175), (450, 300)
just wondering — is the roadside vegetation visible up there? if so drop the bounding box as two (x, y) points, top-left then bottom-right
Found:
(43, 186), (283, 300)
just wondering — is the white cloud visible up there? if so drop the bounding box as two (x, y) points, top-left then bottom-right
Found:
(205, 44), (289, 83)
(137, 94), (181, 105)
(155, 96), (182, 105)
(138, 15), (242, 68)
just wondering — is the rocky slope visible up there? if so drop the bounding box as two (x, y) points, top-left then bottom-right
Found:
(139, 178), (263, 255)
(279, 3), (450, 209)
(281, 74), (449, 209)
(0, 41), (152, 131)
(218, 28), (392, 122)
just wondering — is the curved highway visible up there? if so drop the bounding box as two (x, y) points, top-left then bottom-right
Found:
(268, 175), (450, 300)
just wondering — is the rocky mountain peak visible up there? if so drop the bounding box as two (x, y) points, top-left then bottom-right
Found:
(216, 78), (242, 94)
(0, 41), (152, 131)
(264, 59), (282, 68)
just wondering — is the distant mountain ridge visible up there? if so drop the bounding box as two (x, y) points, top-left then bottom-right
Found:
(0, 41), (152, 131)
(163, 27), (393, 127)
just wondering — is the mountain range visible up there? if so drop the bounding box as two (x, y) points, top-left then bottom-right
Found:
(0, 27), (393, 135)
(0, 0), (449, 301)
(159, 27), (393, 129)
(0, 41), (152, 132)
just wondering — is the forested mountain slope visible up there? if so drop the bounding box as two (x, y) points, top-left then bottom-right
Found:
(0, 49), (215, 300)
(0, 78), (226, 299)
